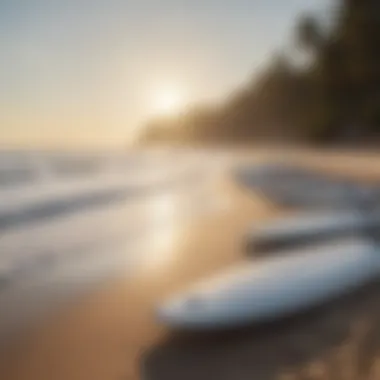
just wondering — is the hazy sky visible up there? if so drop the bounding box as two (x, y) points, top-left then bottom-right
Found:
(0, 0), (329, 148)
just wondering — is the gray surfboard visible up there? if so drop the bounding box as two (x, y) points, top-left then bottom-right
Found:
(246, 211), (380, 252)
(156, 238), (380, 329)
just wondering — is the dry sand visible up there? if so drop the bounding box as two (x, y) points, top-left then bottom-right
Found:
(2, 150), (380, 380)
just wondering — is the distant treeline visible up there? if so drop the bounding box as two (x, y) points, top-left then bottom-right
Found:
(140, 0), (380, 146)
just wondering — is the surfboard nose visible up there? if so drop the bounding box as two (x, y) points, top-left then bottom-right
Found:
(156, 295), (210, 328)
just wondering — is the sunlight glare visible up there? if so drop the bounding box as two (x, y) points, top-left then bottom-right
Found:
(150, 85), (187, 116)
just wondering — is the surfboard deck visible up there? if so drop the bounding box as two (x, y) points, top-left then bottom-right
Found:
(156, 238), (380, 330)
(246, 211), (380, 253)
(234, 163), (380, 209)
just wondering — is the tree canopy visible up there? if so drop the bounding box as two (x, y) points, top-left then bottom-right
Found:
(140, 0), (380, 146)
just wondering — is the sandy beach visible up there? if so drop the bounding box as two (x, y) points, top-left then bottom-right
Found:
(2, 150), (380, 380)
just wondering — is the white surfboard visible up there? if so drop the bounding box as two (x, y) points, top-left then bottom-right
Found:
(156, 239), (380, 329)
(247, 211), (380, 252)
(234, 163), (380, 209)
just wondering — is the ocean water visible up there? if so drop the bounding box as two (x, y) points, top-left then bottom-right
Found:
(0, 148), (228, 334)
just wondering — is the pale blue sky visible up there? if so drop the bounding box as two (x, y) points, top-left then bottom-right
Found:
(0, 0), (330, 147)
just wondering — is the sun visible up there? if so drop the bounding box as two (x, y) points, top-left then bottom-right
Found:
(150, 86), (187, 116)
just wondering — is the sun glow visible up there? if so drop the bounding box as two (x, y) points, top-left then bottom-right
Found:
(150, 85), (187, 116)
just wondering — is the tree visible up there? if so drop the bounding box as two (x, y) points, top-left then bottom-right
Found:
(296, 15), (324, 53)
(139, 0), (380, 146)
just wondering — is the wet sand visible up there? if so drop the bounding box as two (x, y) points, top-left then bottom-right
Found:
(2, 150), (380, 380)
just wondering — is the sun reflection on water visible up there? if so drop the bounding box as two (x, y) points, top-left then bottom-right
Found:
(138, 193), (184, 272)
